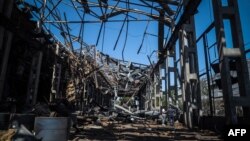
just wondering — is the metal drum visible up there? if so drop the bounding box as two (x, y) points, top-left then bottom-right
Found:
(34, 117), (69, 141)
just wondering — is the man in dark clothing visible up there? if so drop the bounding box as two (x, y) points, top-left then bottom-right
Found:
(167, 107), (176, 126)
(161, 108), (166, 126)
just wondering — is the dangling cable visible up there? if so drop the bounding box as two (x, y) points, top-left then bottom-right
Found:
(122, 0), (129, 61)
(137, 20), (150, 54)
(102, 23), (106, 52)
(113, 17), (127, 50)
(96, 22), (104, 47)
(137, 1), (153, 54)
(122, 18), (129, 61)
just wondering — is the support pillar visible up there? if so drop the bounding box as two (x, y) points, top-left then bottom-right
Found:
(179, 16), (201, 128)
(158, 10), (165, 108)
(0, 0), (14, 101)
(26, 51), (43, 105)
(203, 34), (213, 116)
(212, 0), (250, 124)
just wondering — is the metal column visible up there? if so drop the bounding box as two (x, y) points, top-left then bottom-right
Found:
(203, 34), (213, 116)
(0, 0), (14, 101)
(179, 16), (201, 128)
(179, 30), (186, 125)
(212, 0), (250, 124)
(158, 10), (165, 108)
(26, 51), (43, 105)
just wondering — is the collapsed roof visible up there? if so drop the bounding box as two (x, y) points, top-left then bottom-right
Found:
(14, 0), (183, 97)
(79, 45), (151, 96)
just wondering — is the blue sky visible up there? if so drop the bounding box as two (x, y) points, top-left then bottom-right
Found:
(38, 0), (163, 65)
(27, 0), (250, 70)
(194, 0), (250, 73)
(75, 0), (250, 70)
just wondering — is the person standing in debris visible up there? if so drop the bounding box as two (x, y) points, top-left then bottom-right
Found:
(167, 107), (175, 126)
(161, 108), (166, 126)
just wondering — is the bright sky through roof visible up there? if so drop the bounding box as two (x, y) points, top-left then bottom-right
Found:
(25, 0), (250, 69)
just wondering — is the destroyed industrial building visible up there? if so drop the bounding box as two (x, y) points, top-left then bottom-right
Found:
(0, 0), (250, 140)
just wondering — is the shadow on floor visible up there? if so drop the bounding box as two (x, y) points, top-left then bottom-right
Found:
(68, 123), (222, 141)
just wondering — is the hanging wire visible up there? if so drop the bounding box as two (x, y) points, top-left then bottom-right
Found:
(137, 20), (150, 54)
(102, 23), (106, 52)
(78, 12), (85, 42)
(96, 22), (104, 47)
(79, 23), (83, 57)
(113, 17), (127, 50)
(137, 1), (153, 54)
(101, 1), (108, 52)
(122, 0), (130, 61)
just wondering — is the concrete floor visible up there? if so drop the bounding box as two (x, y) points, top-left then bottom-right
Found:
(68, 120), (222, 141)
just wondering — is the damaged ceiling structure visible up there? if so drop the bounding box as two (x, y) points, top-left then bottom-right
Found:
(0, 0), (250, 140)
(0, 0), (183, 111)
